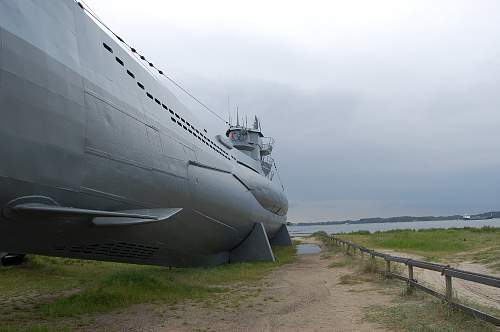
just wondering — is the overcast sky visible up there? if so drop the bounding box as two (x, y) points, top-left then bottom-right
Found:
(85, 0), (500, 222)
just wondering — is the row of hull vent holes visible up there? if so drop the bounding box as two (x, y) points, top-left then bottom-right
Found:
(103, 42), (235, 161)
(54, 242), (158, 260)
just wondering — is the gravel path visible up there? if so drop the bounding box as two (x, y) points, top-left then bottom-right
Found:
(83, 240), (391, 332)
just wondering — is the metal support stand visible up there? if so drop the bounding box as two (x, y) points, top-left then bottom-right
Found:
(269, 224), (292, 246)
(230, 222), (275, 263)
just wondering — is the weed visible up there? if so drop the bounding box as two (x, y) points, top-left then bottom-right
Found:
(364, 294), (496, 332)
(0, 245), (297, 330)
(334, 227), (500, 269)
(315, 231), (500, 331)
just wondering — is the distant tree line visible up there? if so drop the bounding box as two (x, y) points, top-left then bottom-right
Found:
(292, 211), (500, 226)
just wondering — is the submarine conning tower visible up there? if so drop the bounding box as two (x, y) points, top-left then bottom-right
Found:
(226, 116), (275, 178)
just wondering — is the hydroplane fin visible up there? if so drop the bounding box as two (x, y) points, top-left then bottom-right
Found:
(92, 208), (182, 226)
(12, 204), (159, 219)
(8, 200), (182, 227)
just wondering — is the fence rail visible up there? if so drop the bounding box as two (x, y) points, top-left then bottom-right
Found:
(328, 236), (500, 327)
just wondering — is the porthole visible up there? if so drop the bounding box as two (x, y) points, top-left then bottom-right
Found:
(115, 57), (124, 66)
(103, 43), (113, 53)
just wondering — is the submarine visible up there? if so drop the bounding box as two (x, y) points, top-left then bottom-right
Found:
(0, 0), (290, 267)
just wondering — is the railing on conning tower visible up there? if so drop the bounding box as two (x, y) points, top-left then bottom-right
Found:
(260, 137), (275, 156)
(261, 155), (275, 179)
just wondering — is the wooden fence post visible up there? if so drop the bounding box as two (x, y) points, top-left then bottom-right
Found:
(408, 264), (414, 291)
(445, 274), (453, 302)
(385, 260), (391, 278)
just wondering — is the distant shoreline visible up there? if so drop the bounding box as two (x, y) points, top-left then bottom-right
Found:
(291, 211), (499, 226)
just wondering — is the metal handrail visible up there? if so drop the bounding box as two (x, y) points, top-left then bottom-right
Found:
(327, 235), (500, 327)
(260, 137), (275, 151)
(261, 156), (275, 179)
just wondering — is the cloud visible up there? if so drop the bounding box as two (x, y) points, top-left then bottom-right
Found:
(85, 0), (500, 221)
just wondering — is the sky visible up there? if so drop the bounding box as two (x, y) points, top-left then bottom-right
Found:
(84, 0), (500, 222)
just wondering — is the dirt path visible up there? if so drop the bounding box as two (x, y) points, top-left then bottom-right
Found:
(381, 249), (500, 310)
(83, 241), (392, 332)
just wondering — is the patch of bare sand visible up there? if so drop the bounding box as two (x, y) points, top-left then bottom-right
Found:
(380, 249), (500, 310)
(80, 242), (392, 332)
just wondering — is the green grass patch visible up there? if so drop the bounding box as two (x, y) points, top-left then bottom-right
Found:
(0, 325), (71, 332)
(338, 227), (500, 264)
(328, 259), (350, 268)
(0, 245), (296, 330)
(314, 231), (500, 330)
(39, 268), (223, 317)
(365, 290), (497, 332)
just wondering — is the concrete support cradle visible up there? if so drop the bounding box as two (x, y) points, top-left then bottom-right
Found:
(270, 224), (292, 246)
(230, 222), (275, 263)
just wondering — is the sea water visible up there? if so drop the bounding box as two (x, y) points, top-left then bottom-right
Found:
(296, 244), (321, 254)
(289, 218), (500, 236)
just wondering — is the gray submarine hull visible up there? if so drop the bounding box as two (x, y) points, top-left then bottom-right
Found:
(0, 0), (289, 267)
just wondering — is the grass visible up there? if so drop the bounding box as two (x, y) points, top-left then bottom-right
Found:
(317, 232), (500, 331)
(338, 227), (500, 265)
(365, 290), (498, 332)
(0, 245), (296, 331)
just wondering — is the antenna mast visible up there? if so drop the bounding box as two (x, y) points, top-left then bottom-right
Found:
(227, 96), (231, 126)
